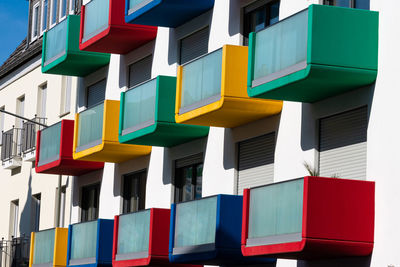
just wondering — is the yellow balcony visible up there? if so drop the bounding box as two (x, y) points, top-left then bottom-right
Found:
(175, 45), (282, 128)
(73, 100), (151, 163)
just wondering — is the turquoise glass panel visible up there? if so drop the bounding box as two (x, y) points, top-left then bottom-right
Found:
(70, 221), (98, 260)
(117, 210), (151, 255)
(122, 79), (156, 132)
(33, 229), (55, 264)
(129, 0), (154, 12)
(181, 49), (222, 110)
(253, 10), (308, 80)
(248, 179), (304, 239)
(77, 103), (104, 149)
(175, 197), (217, 248)
(83, 0), (110, 42)
(38, 122), (61, 166)
(45, 19), (67, 65)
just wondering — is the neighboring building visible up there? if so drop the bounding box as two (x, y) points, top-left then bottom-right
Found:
(2, 0), (400, 267)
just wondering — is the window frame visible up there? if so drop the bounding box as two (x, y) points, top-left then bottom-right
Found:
(0, 106), (4, 145)
(31, 2), (40, 42)
(323, 0), (355, 8)
(178, 26), (210, 65)
(59, 0), (68, 22)
(40, 0), (48, 35)
(174, 161), (203, 203)
(50, 0), (58, 28)
(127, 54), (153, 89)
(80, 183), (100, 223)
(60, 76), (72, 116)
(122, 169), (147, 214)
(86, 78), (107, 109)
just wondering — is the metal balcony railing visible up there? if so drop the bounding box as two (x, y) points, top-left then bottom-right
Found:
(0, 236), (30, 267)
(0, 127), (23, 163)
(21, 116), (47, 154)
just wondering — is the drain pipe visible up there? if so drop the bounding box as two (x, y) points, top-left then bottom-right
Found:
(55, 175), (62, 227)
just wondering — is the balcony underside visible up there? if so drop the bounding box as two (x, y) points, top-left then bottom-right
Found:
(119, 122), (209, 147)
(73, 140), (151, 163)
(36, 158), (104, 176)
(248, 64), (377, 103)
(80, 25), (157, 54)
(175, 96), (282, 128)
(42, 52), (110, 77)
(126, 0), (215, 27)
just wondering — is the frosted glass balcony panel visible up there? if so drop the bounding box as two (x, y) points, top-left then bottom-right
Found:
(38, 122), (61, 166)
(181, 49), (222, 112)
(117, 210), (151, 255)
(33, 229), (55, 264)
(70, 221), (98, 260)
(175, 197), (217, 248)
(44, 19), (67, 65)
(77, 103), (104, 151)
(122, 79), (156, 134)
(249, 179), (304, 239)
(83, 0), (110, 42)
(128, 0), (154, 14)
(253, 10), (308, 81)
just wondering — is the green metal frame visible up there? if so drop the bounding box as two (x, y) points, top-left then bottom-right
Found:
(248, 5), (379, 103)
(42, 15), (110, 76)
(119, 76), (209, 147)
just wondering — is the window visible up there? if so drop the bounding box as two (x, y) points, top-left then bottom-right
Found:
(128, 55), (153, 88)
(86, 79), (106, 108)
(16, 96), (25, 129)
(37, 84), (47, 119)
(31, 194), (41, 232)
(59, 0), (67, 21)
(122, 170), (147, 214)
(174, 154), (203, 203)
(80, 183), (100, 222)
(50, 0), (58, 27)
(323, 0), (369, 9)
(56, 186), (66, 227)
(69, 0), (76, 14)
(31, 2), (40, 41)
(319, 106), (367, 180)
(9, 200), (19, 238)
(60, 76), (71, 115)
(40, 0), (48, 35)
(243, 0), (280, 45)
(179, 27), (209, 65)
(0, 106), (4, 145)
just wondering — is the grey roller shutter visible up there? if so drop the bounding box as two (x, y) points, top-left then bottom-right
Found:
(175, 153), (203, 168)
(129, 55), (153, 88)
(87, 79), (106, 108)
(179, 27), (209, 65)
(319, 106), (367, 180)
(237, 133), (275, 195)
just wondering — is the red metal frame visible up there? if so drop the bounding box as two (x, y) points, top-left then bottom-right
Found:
(35, 120), (104, 176)
(79, 0), (157, 54)
(241, 176), (375, 259)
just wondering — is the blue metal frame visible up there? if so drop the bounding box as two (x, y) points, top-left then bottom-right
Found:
(125, 0), (215, 28)
(66, 219), (114, 267)
(169, 195), (276, 265)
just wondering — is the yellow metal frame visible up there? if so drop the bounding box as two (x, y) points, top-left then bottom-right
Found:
(29, 228), (68, 267)
(175, 45), (283, 128)
(73, 100), (152, 163)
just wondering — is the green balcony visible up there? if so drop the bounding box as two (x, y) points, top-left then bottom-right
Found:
(42, 15), (110, 76)
(119, 76), (209, 147)
(247, 5), (379, 103)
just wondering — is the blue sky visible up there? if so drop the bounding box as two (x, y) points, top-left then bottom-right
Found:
(0, 0), (29, 66)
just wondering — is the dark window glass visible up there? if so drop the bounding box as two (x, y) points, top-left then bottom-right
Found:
(324, 0), (369, 9)
(86, 79), (106, 108)
(81, 184), (100, 222)
(31, 194), (41, 232)
(243, 0), (280, 45)
(174, 163), (203, 203)
(122, 170), (147, 214)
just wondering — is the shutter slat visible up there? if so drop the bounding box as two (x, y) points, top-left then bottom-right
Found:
(129, 55), (153, 88)
(175, 153), (203, 168)
(319, 107), (367, 180)
(87, 79), (106, 108)
(180, 27), (209, 65)
(238, 133), (275, 195)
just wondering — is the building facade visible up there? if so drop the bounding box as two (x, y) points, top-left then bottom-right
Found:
(0, 0), (398, 266)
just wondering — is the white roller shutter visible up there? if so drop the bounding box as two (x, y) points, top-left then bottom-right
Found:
(319, 106), (367, 180)
(237, 133), (275, 195)
(179, 27), (209, 65)
(129, 55), (153, 88)
(87, 79), (106, 108)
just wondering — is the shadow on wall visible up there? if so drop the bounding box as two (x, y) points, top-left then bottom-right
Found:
(228, 0), (242, 37)
(300, 84), (376, 152)
(18, 168), (32, 237)
(297, 255), (371, 267)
